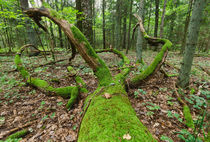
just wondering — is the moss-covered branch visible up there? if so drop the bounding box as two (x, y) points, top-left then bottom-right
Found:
(129, 14), (172, 88)
(6, 129), (29, 140)
(24, 8), (112, 86)
(96, 48), (131, 79)
(15, 46), (87, 109)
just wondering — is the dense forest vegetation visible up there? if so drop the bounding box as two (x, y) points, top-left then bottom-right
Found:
(0, 0), (209, 142)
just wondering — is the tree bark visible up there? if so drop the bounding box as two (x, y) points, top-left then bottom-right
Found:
(177, 0), (206, 88)
(102, 0), (106, 49)
(136, 0), (144, 63)
(159, 0), (167, 38)
(76, 0), (83, 31)
(115, 0), (122, 50)
(126, 0), (133, 54)
(81, 0), (93, 45)
(154, 0), (159, 37)
(19, 0), (38, 47)
(180, 0), (193, 54)
(122, 0), (128, 50)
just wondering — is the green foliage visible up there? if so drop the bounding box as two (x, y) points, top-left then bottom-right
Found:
(146, 102), (160, 111)
(134, 88), (146, 98)
(176, 129), (202, 142)
(160, 135), (174, 142)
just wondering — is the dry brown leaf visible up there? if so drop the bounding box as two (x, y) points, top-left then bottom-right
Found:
(123, 133), (131, 140)
(103, 93), (112, 99)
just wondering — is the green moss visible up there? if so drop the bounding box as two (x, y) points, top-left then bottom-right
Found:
(14, 55), (30, 79)
(67, 66), (76, 75)
(183, 105), (194, 128)
(131, 39), (172, 86)
(27, 77), (75, 98)
(7, 129), (29, 139)
(75, 76), (88, 93)
(70, 25), (112, 86)
(66, 86), (79, 109)
(78, 84), (156, 142)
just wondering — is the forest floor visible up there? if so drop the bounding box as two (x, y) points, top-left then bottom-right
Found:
(0, 49), (209, 142)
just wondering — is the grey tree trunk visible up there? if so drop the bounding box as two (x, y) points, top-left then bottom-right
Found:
(76, 0), (83, 32)
(136, 0), (144, 63)
(102, 0), (106, 49)
(159, 0), (167, 38)
(81, 0), (93, 45)
(180, 0), (193, 54)
(126, 0), (133, 54)
(20, 0), (38, 47)
(154, 0), (159, 37)
(115, 0), (122, 50)
(122, 0), (128, 50)
(147, 2), (152, 34)
(177, 0), (206, 88)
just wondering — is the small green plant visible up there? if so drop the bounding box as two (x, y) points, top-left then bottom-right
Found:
(134, 89), (147, 98)
(167, 111), (182, 122)
(57, 101), (63, 106)
(146, 102), (160, 111)
(184, 94), (206, 110)
(176, 129), (202, 142)
(146, 111), (154, 116)
(72, 125), (77, 131)
(41, 115), (48, 121)
(50, 112), (55, 119)
(160, 135), (173, 142)
(39, 101), (45, 109)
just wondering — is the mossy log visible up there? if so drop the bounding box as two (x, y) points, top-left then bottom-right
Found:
(129, 14), (172, 88)
(22, 8), (157, 141)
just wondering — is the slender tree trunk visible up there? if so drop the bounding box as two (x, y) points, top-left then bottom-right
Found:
(76, 0), (83, 32)
(159, 0), (167, 38)
(154, 0), (159, 37)
(55, 0), (63, 48)
(122, 0), (127, 50)
(81, 0), (93, 45)
(177, 0), (206, 88)
(19, 0), (38, 47)
(136, 0), (144, 63)
(126, 0), (133, 54)
(92, 0), (95, 48)
(147, 2), (152, 34)
(102, 0), (106, 49)
(115, 0), (122, 50)
(180, 0), (193, 54)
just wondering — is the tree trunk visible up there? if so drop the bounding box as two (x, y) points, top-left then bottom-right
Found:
(154, 0), (159, 37)
(19, 0), (38, 47)
(159, 0), (167, 38)
(122, 0), (127, 50)
(115, 0), (122, 50)
(55, 0), (63, 48)
(102, 0), (106, 49)
(147, 2), (152, 34)
(81, 0), (93, 45)
(180, 0), (193, 54)
(126, 0), (133, 54)
(76, 0), (83, 32)
(177, 0), (206, 88)
(136, 0), (144, 63)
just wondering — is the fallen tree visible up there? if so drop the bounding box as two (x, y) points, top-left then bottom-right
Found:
(14, 8), (173, 141)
